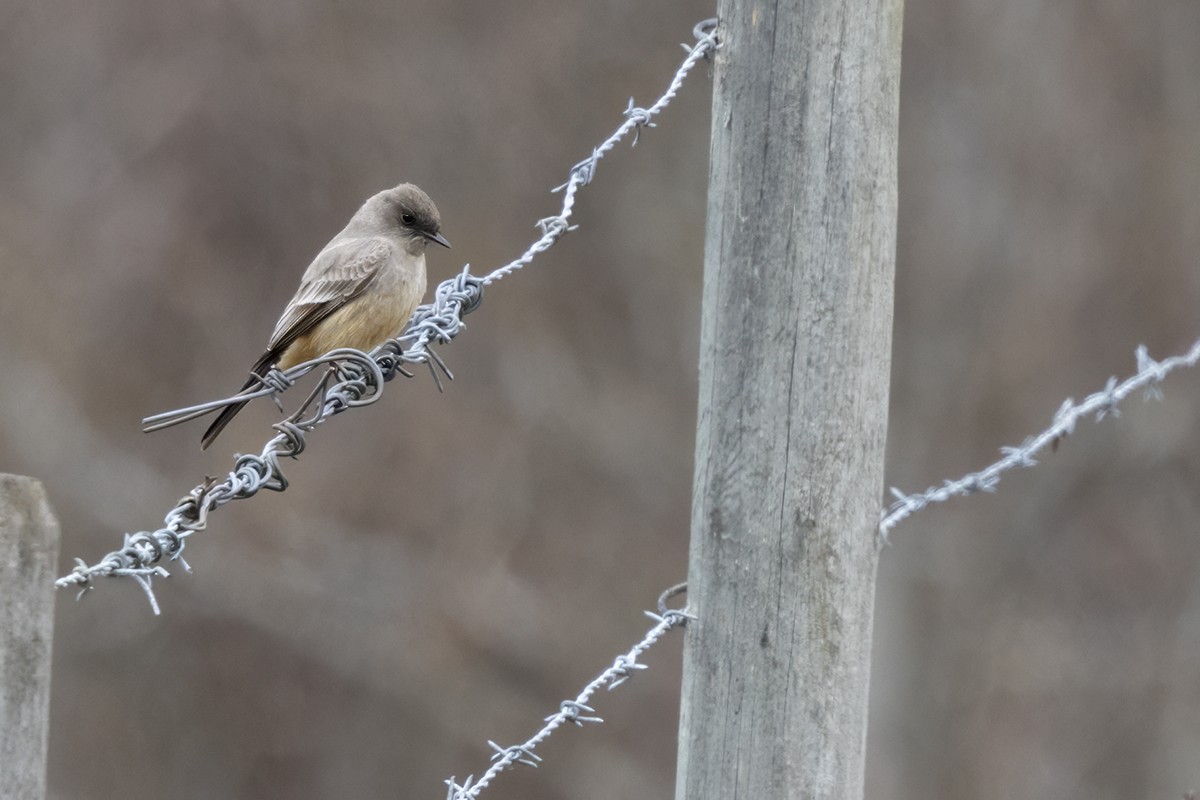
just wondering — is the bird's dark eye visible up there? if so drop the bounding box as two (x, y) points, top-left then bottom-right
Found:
(401, 212), (416, 225)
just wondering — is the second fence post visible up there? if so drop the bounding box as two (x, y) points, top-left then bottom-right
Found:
(0, 474), (61, 800)
(675, 1), (902, 798)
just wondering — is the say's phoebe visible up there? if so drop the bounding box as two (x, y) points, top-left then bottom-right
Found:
(199, 183), (449, 449)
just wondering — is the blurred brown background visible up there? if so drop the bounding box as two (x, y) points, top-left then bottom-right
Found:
(1, 0), (1198, 798)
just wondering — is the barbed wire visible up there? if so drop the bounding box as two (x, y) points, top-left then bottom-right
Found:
(433, 335), (1200, 798)
(879, 337), (1200, 542)
(55, 18), (721, 612)
(445, 584), (691, 800)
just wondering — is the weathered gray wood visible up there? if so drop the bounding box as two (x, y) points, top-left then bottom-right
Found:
(675, 1), (901, 798)
(0, 475), (60, 800)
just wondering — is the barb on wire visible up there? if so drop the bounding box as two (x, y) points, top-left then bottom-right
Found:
(56, 19), (722, 610)
(879, 338), (1200, 542)
(444, 589), (693, 800)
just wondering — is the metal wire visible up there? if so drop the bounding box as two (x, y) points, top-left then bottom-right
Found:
(879, 338), (1200, 542)
(55, 19), (721, 611)
(444, 593), (694, 800)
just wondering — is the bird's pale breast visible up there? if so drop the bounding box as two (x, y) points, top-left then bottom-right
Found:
(277, 273), (424, 369)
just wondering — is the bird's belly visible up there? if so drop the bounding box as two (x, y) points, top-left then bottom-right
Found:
(277, 289), (418, 369)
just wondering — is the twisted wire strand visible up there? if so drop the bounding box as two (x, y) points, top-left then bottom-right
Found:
(56, 19), (721, 611)
(879, 338), (1200, 541)
(444, 595), (694, 800)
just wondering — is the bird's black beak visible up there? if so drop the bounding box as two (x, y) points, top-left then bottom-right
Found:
(424, 231), (451, 249)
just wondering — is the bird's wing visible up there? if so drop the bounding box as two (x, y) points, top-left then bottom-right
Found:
(265, 237), (394, 355)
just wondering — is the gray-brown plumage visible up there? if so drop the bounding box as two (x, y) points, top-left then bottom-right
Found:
(201, 184), (449, 449)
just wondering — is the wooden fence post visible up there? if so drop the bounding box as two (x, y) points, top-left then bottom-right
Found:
(1, 474), (61, 800)
(675, 1), (902, 797)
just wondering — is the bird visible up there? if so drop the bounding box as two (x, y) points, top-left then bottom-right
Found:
(199, 183), (449, 449)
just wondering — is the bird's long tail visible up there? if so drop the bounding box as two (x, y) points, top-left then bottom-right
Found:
(200, 351), (278, 450)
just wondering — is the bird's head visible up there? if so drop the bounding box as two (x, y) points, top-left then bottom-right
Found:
(371, 183), (450, 250)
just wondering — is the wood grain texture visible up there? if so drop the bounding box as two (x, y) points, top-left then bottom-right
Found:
(0, 475), (60, 800)
(676, 1), (901, 798)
